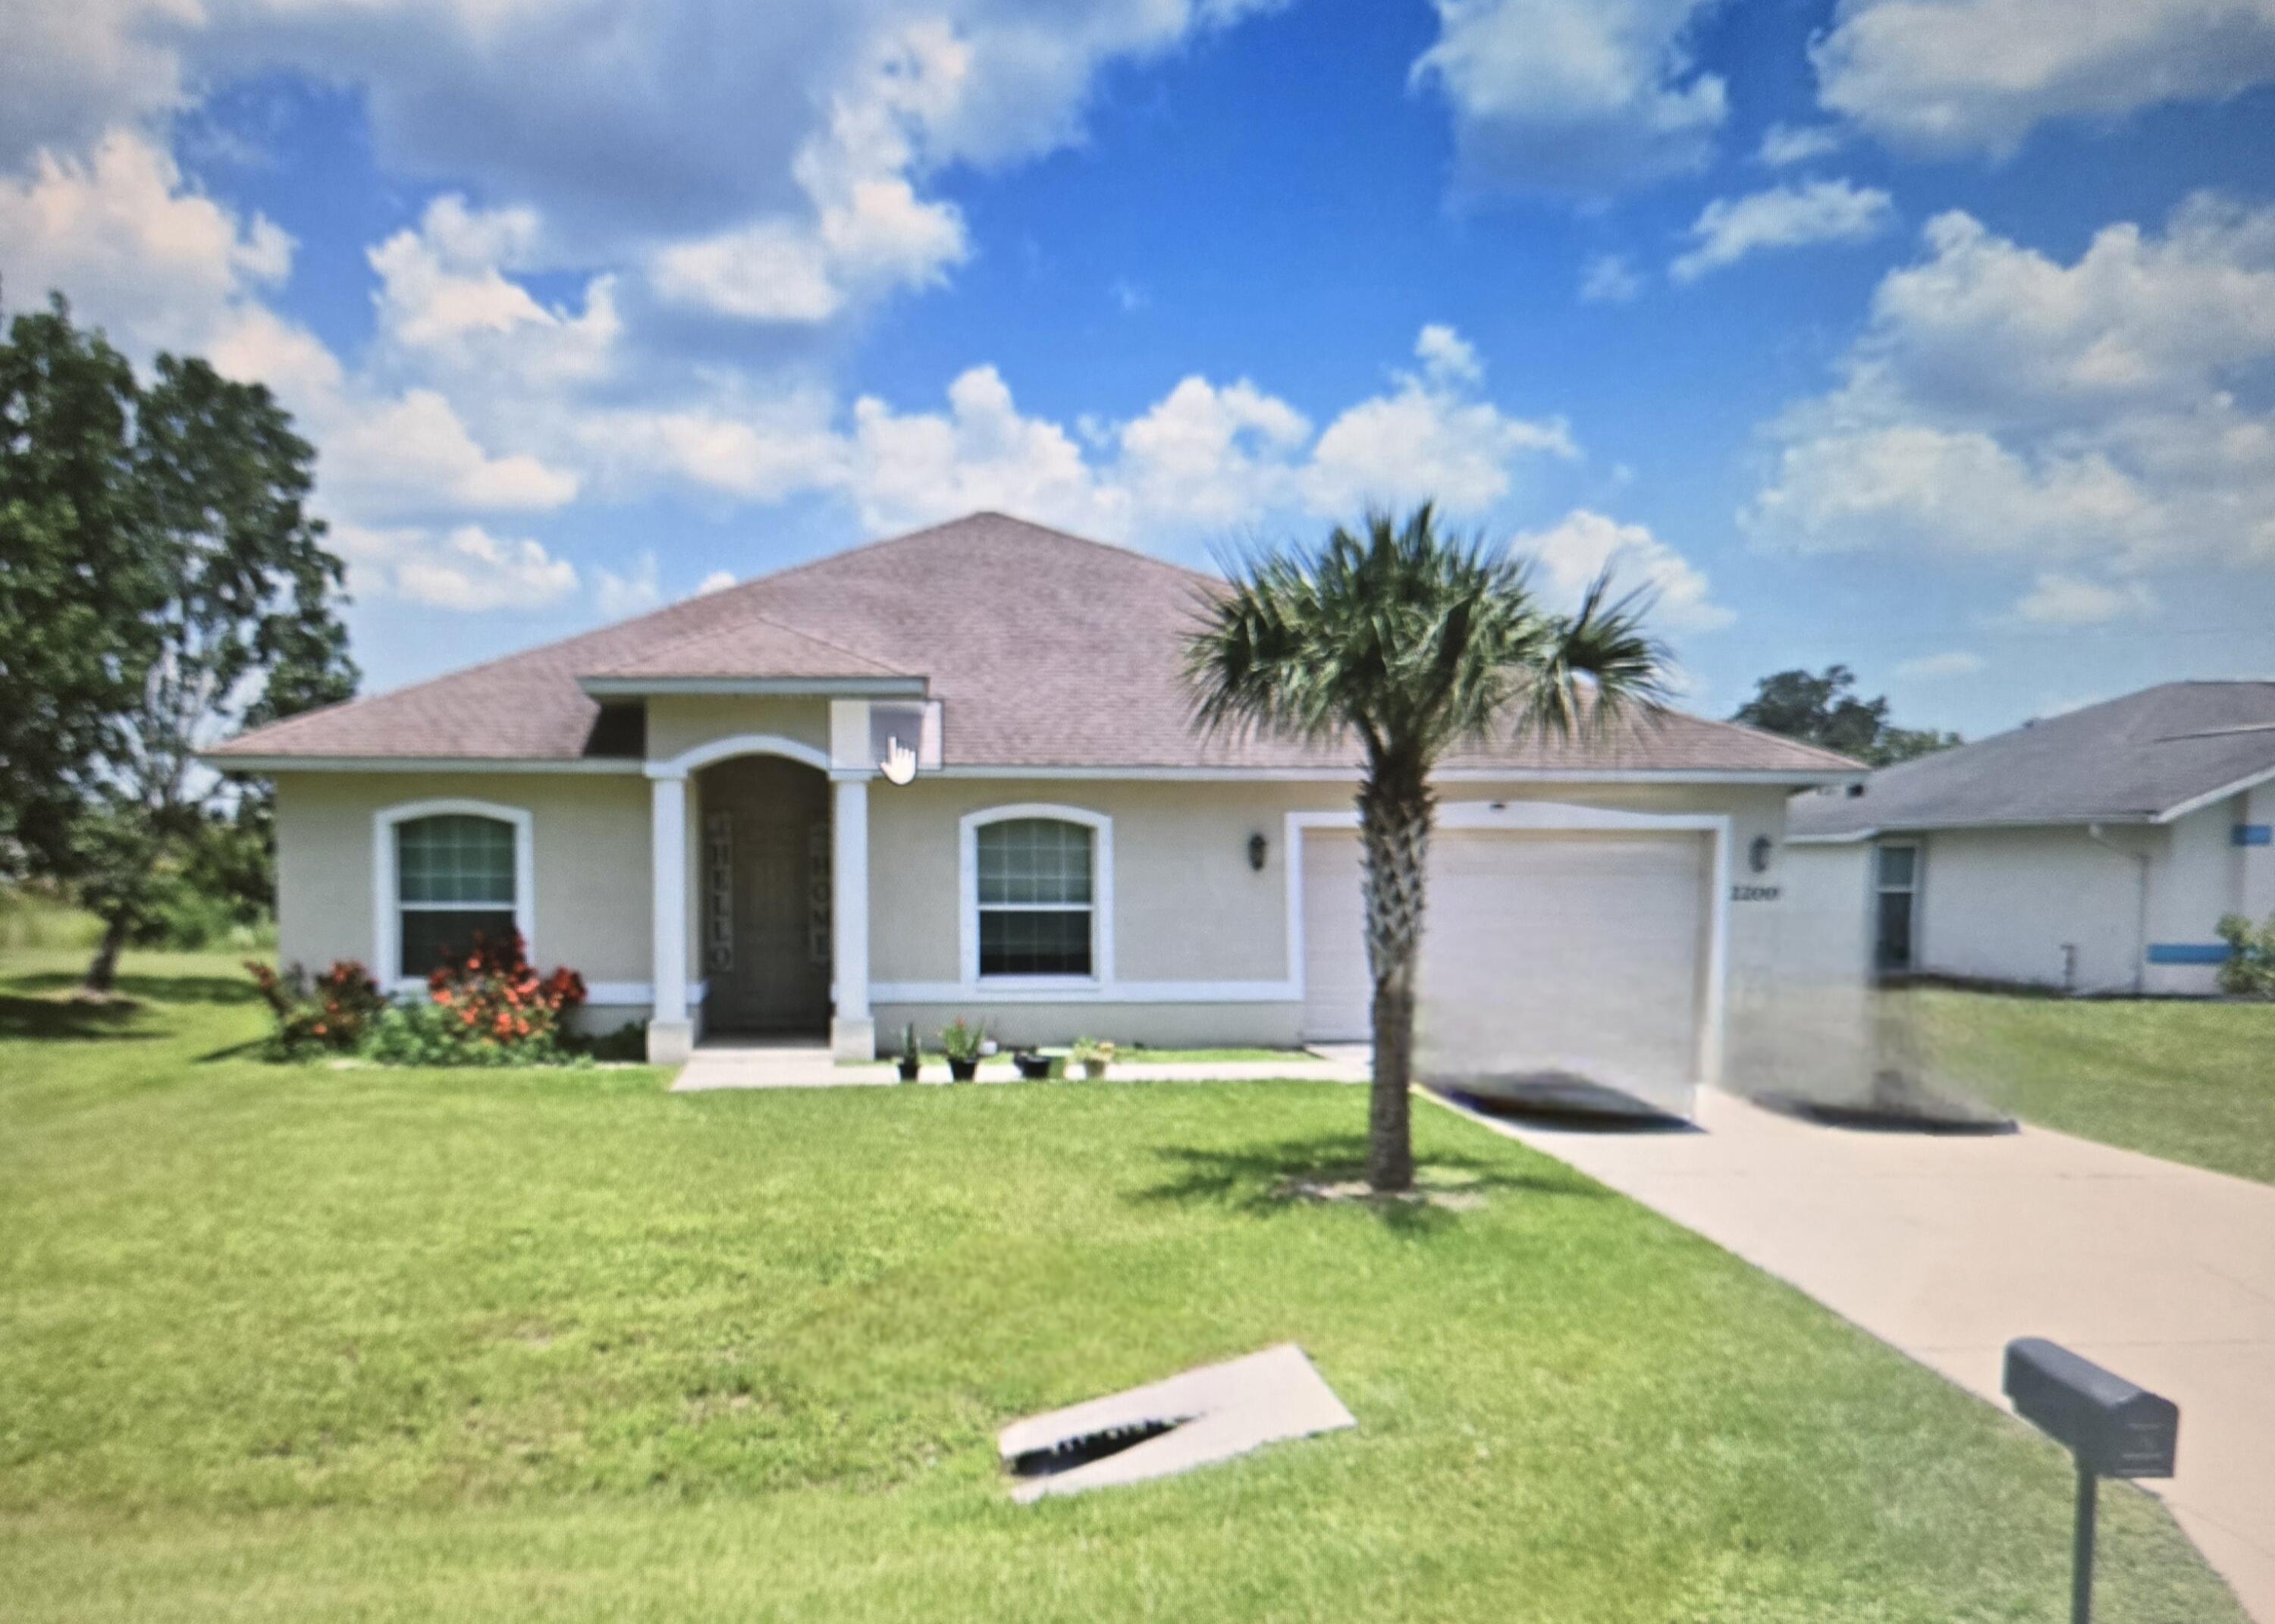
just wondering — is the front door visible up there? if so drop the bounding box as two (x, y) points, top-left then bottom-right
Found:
(700, 756), (832, 1033)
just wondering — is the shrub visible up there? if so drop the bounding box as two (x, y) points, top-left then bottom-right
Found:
(2215, 913), (2275, 998)
(362, 931), (590, 1067)
(246, 960), (388, 1058)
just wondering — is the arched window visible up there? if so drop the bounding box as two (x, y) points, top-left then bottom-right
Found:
(374, 801), (534, 983)
(959, 807), (1112, 986)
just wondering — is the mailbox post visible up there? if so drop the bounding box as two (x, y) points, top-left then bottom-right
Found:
(2002, 1338), (2179, 1624)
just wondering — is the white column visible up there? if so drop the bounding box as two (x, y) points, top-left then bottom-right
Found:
(830, 774), (874, 1059)
(647, 771), (692, 1063)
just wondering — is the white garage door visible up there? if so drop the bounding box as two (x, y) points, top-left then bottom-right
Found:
(1301, 827), (1712, 1104)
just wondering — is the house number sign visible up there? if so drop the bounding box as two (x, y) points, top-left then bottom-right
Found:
(1730, 884), (1782, 902)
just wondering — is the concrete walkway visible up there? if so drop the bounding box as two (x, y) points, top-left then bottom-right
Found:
(670, 1041), (1367, 1092)
(1440, 1086), (2275, 1620)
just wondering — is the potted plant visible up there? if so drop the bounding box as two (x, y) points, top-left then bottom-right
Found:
(1012, 1048), (1053, 1080)
(1072, 1036), (1115, 1080)
(895, 1022), (922, 1083)
(940, 1017), (985, 1081)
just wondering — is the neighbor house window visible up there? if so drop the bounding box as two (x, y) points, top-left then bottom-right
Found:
(975, 817), (1095, 977)
(1874, 843), (1919, 976)
(395, 814), (519, 978)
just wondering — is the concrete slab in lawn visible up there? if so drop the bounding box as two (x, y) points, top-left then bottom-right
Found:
(999, 1343), (1355, 1502)
(1436, 1086), (2275, 1622)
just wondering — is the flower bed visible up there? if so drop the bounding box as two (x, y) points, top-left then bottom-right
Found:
(248, 933), (637, 1068)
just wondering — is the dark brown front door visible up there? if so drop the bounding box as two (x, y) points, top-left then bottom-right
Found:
(699, 756), (831, 1033)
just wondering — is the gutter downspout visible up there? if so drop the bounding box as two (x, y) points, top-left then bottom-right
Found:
(2086, 823), (2149, 995)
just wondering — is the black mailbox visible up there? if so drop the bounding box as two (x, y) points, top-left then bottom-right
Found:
(2004, 1337), (2177, 1479)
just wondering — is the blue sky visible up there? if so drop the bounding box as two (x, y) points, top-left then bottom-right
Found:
(6, 0), (2274, 739)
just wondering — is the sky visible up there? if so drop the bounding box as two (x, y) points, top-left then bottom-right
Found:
(4, 0), (2273, 741)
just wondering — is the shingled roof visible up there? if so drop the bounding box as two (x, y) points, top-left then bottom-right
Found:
(1790, 681), (2275, 839)
(212, 512), (1858, 778)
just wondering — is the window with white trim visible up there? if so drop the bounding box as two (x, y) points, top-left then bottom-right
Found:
(975, 817), (1094, 977)
(395, 814), (519, 977)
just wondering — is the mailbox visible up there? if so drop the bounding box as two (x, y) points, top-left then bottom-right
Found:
(2004, 1337), (2178, 1479)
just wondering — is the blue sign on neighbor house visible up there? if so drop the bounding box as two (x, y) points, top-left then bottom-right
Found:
(2146, 943), (2236, 965)
(2236, 824), (2273, 846)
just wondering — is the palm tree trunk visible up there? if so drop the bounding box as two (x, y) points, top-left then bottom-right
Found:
(1359, 760), (1432, 1193)
(84, 911), (130, 995)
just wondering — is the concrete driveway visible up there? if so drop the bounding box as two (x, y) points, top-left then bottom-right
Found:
(1441, 1086), (2275, 1620)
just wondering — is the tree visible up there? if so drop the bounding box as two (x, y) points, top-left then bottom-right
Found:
(0, 297), (161, 873)
(1731, 665), (1959, 767)
(1186, 505), (1666, 1193)
(0, 296), (356, 991)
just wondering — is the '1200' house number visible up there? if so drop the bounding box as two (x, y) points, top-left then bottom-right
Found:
(1730, 884), (1781, 902)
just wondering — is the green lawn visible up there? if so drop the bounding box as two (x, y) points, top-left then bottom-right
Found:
(1906, 987), (2275, 1185)
(0, 949), (2242, 1622)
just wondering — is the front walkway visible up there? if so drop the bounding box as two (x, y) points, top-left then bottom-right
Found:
(670, 1040), (1367, 1091)
(1440, 1086), (2275, 1621)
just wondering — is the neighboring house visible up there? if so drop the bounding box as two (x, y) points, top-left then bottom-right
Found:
(1788, 682), (2275, 995)
(207, 513), (1857, 1083)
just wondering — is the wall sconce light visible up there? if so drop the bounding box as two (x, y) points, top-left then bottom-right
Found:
(1749, 835), (1774, 874)
(1247, 832), (1269, 872)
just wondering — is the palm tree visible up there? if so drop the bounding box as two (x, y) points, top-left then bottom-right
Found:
(1186, 505), (1667, 1193)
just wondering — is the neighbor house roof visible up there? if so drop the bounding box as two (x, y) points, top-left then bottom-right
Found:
(210, 512), (1859, 779)
(1790, 681), (2275, 841)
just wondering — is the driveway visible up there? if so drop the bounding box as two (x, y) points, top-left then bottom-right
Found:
(1440, 1086), (2275, 1621)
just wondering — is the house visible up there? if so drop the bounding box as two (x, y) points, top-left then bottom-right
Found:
(207, 513), (1859, 1086)
(1787, 682), (2275, 995)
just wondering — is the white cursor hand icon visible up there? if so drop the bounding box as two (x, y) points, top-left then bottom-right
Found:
(881, 735), (918, 785)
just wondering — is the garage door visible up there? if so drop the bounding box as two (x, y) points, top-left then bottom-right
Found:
(1301, 827), (1712, 1105)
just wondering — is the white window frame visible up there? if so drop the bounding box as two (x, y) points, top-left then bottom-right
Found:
(373, 798), (535, 995)
(959, 804), (1113, 992)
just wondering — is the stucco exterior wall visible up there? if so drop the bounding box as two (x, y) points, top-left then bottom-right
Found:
(867, 776), (1801, 1067)
(2246, 782), (2275, 926)
(1907, 826), (2151, 993)
(645, 696), (830, 764)
(272, 770), (652, 1006)
(269, 748), (1828, 1067)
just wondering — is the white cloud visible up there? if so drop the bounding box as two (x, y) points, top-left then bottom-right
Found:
(847, 364), (1130, 537)
(1670, 179), (1896, 282)
(323, 389), (580, 517)
(1411, 0), (1728, 192)
(1748, 198), (2275, 573)
(835, 324), (1574, 539)
(2013, 571), (2157, 625)
(1516, 508), (1735, 631)
(1895, 649), (1986, 677)
(1757, 122), (1845, 166)
(1113, 375), (1312, 528)
(696, 570), (738, 595)
(1813, 0), (2275, 157)
(1580, 252), (1644, 303)
(593, 551), (664, 619)
(368, 195), (621, 387)
(0, 128), (293, 357)
(1414, 323), (1483, 385)
(331, 522), (580, 613)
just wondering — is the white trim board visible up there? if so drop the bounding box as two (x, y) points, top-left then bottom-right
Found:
(212, 752), (1852, 788)
(372, 798), (535, 989)
(210, 754), (642, 775)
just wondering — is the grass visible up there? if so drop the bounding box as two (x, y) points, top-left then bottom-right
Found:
(0, 947), (2245, 1622)
(1906, 986), (2275, 1185)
